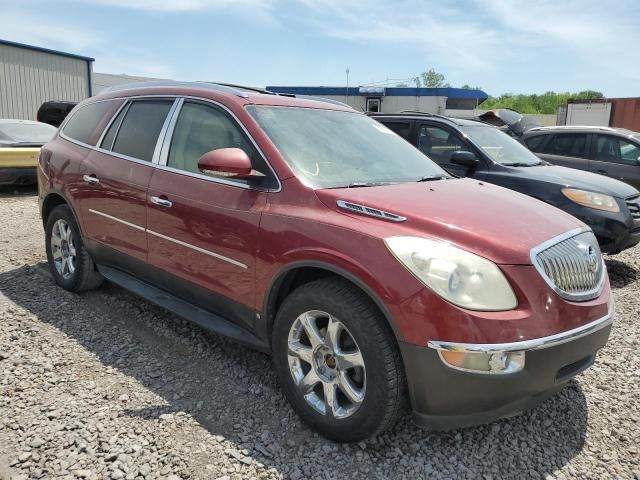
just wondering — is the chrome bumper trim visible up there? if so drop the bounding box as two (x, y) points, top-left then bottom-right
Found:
(428, 301), (613, 354)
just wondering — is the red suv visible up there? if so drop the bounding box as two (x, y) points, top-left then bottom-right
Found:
(38, 82), (613, 442)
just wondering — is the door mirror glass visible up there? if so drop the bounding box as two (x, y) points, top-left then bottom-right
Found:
(197, 148), (256, 179)
(450, 151), (479, 169)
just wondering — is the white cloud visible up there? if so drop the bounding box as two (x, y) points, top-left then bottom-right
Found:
(82, 0), (278, 22)
(1, 11), (100, 52)
(86, 0), (273, 11)
(296, 0), (640, 87)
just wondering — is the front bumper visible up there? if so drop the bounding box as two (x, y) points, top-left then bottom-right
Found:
(568, 204), (640, 254)
(400, 306), (612, 430)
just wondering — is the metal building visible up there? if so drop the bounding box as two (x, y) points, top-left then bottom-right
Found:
(0, 39), (94, 120)
(266, 86), (488, 114)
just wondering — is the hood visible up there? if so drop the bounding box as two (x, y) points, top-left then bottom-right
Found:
(315, 178), (584, 265)
(505, 164), (639, 198)
(478, 109), (540, 137)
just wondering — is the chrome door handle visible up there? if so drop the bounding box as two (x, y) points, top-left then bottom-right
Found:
(83, 174), (99, 185)
(150, 196), (173, 208)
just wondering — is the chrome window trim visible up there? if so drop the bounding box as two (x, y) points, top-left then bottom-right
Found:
(88, 209), (145, 231)
(96, 100), (130, 149)
(152, 99), (181, 164)
(529, 227), (606, 302)
(58, 94), (282, 193)
(428, 300), (614, 354)
(147, 229), (248, 269)
(157, 98), (184, 166)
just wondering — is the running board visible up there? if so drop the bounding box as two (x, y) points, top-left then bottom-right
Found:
(98, 266), (268, 352)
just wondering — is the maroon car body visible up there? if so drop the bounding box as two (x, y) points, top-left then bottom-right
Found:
(38, 82), (613, 441)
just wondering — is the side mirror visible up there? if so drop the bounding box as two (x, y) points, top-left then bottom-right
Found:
(450, 151), (479, 170)
(197, 148), (255, 179)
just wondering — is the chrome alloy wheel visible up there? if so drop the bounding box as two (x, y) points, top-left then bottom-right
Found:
(287, 310), (366, 419)
(51, 219), (76, 280)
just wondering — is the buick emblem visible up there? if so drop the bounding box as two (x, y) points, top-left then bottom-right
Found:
(586, 245), (599, 273)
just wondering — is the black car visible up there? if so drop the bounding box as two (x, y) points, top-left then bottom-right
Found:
(36, 101), (77, 128)
(522, 126), (640, 190)
(371, 112), (640, 254)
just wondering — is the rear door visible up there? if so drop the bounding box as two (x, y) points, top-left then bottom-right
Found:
(78, 98), (176, 264)
(146, 99), (278, 330)
(537, 133), (590, 171)
(589, 134), (640, 189)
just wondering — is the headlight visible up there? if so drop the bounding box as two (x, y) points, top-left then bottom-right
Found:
(561, 188), (620, 213)
(384, 236), (517, 311)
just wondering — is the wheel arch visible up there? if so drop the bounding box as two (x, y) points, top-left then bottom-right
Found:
(41, 191), (84, 237)
(262, 261), (402, 347)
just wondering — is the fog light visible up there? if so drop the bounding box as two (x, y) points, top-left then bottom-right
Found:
(439, 350), (525, 374)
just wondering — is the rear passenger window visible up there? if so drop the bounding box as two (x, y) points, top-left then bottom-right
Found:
(167, 101), (276, 188)
(543, 134), (587, 157)
(62, 100), (122, 146)
(383, 122), (411, 140)
(524, 135), (547, 152)
(111, 101), (173, 162)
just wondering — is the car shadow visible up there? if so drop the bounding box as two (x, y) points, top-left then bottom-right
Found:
(0, 185), (38, 198)
(605, 258), (638, 289)
(0, 263), (589, 479)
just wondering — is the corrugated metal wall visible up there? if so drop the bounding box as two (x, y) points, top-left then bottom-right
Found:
(0, 43), (91, 120)
(610, 98), (640, 133)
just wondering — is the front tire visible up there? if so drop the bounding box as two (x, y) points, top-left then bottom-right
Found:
(45, 205), (103, 292)
(272, 278), (406, 442)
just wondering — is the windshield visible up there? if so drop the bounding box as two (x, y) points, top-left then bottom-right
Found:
(247, 106), (449, 188)
(0, 122), (57, 144)
(459, 125), (543, 166)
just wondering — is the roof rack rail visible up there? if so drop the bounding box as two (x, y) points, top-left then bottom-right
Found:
(528, 125), (618, 132)
(210, 83), (276, 95)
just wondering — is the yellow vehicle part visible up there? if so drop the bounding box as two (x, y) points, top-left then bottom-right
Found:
(0, 147), (40, 168)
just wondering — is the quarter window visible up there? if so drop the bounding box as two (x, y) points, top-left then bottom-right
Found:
(524, 135), (547, 152)
(111, 100), (173, 162)
(543, 134), (587, 157)
(167, 101), (274, 187)
(594, 135), (640, 165)
(62, 100), (122, 146)
(418, 125), (466, 162)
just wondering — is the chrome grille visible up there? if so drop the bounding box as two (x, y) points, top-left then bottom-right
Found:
(626, 194), (640, 220)
(531, 229), (605, 301)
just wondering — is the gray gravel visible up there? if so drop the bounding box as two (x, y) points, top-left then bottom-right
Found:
(0, 188), (639, 479)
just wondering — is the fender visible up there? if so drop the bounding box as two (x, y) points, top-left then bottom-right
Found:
(261, 258), (404, 345)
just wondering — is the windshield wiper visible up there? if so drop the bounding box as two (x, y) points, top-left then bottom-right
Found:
(346, 181), (394, 188)
(416, 174), (450, 182)
(501, 162), (541, 167)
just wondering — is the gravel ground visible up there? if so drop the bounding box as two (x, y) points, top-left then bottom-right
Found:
(0, 188), (638, 480)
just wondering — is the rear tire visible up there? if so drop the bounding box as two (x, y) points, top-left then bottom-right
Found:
(45, 205), (103, 292)
(272, 277), (407, 442)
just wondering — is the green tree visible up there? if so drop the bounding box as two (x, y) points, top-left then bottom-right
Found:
(482, 90), (605, 114)
(420, 68), (450, 88)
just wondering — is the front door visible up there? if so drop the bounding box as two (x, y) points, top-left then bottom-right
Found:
(417, 123), (485, 178)
(590, 134), (640, 190)
(79, 98), (175, 264)
(537, 133), (590, 171)
(146, 99), (278, 330)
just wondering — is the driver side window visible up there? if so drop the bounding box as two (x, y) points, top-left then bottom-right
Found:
(167, 101), (276, 188)
(418, 125), (466, 163)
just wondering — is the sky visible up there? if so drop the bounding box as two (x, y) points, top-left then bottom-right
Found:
(2, 0), (639, 97)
